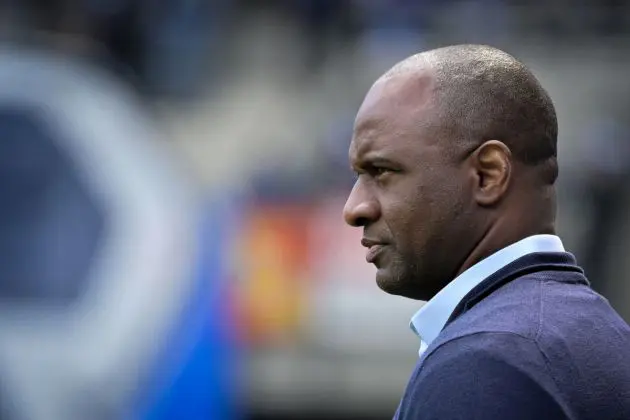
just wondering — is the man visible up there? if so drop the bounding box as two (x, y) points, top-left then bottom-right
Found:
(343, 44), (630, 419)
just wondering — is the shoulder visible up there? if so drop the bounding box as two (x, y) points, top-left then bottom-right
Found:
(437, 270), (597, 343)
(397, 332), (569, 420)
(437, 273), (547, 342)
(422, 331), (547, 376)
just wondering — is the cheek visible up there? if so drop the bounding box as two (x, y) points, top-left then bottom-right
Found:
(381, 185), (435, 248)
(401, 178), (465, 248)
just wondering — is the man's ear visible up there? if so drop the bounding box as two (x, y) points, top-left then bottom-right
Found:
(470, 140), (512, 206)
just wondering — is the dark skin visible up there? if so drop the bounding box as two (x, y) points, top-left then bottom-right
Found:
(343, 67), (556, 301)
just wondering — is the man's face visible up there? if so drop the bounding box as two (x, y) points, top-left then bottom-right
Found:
(343, 74), (474, 300)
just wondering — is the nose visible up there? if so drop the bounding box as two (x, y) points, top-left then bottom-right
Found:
(343, 181), (380, 227)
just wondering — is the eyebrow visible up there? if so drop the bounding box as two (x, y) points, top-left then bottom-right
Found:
(363, 154), (397, 166)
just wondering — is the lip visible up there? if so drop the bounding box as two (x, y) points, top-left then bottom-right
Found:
(365, 244), (385, 263)
(361, 237), (388, 263)
(361, 238), (384, 248)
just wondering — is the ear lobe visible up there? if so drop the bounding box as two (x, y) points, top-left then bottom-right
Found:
(472, 140), (512, 206)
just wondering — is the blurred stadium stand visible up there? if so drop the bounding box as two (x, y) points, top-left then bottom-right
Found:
(0, 1), (629, 419)
(0, 43), (240, 420)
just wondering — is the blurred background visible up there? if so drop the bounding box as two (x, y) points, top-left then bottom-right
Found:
(0, 0), (629, 419)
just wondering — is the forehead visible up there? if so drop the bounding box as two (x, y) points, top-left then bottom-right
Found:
(350, 72), (438, 161)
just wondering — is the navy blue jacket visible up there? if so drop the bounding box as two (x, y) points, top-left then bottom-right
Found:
(395, 252), (630, 420)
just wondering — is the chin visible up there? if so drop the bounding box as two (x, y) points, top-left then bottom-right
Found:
(375, 269), (424, 300)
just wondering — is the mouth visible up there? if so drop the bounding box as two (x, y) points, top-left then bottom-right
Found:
(365, 244), (385, 263)
(362, 237), (387, 263)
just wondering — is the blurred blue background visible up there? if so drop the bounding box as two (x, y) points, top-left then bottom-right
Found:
(0, 1), (629, 419)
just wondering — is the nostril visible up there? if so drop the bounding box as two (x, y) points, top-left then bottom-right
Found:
(344, 212), (365, 228)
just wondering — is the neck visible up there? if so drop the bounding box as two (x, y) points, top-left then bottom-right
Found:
(455, 215), (555, 279)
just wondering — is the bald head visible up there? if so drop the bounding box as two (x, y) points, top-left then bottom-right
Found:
(380, 44), (558, 183)
(345, 44), (560, 300)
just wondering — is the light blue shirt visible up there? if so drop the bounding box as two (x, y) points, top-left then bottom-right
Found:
(410, 234), (565, 356)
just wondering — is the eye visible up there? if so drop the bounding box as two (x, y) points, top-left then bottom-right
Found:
(370, 166), (393, 179)
(373, 167), (390, 176)
(351, 164), (397, 182)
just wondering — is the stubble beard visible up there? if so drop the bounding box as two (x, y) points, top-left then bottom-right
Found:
(376, 250), (422, 299)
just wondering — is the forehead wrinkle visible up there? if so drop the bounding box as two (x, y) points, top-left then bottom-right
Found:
(351, 121), (433, 171)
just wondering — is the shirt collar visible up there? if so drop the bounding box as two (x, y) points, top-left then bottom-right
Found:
(409, 234), (565, 355)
